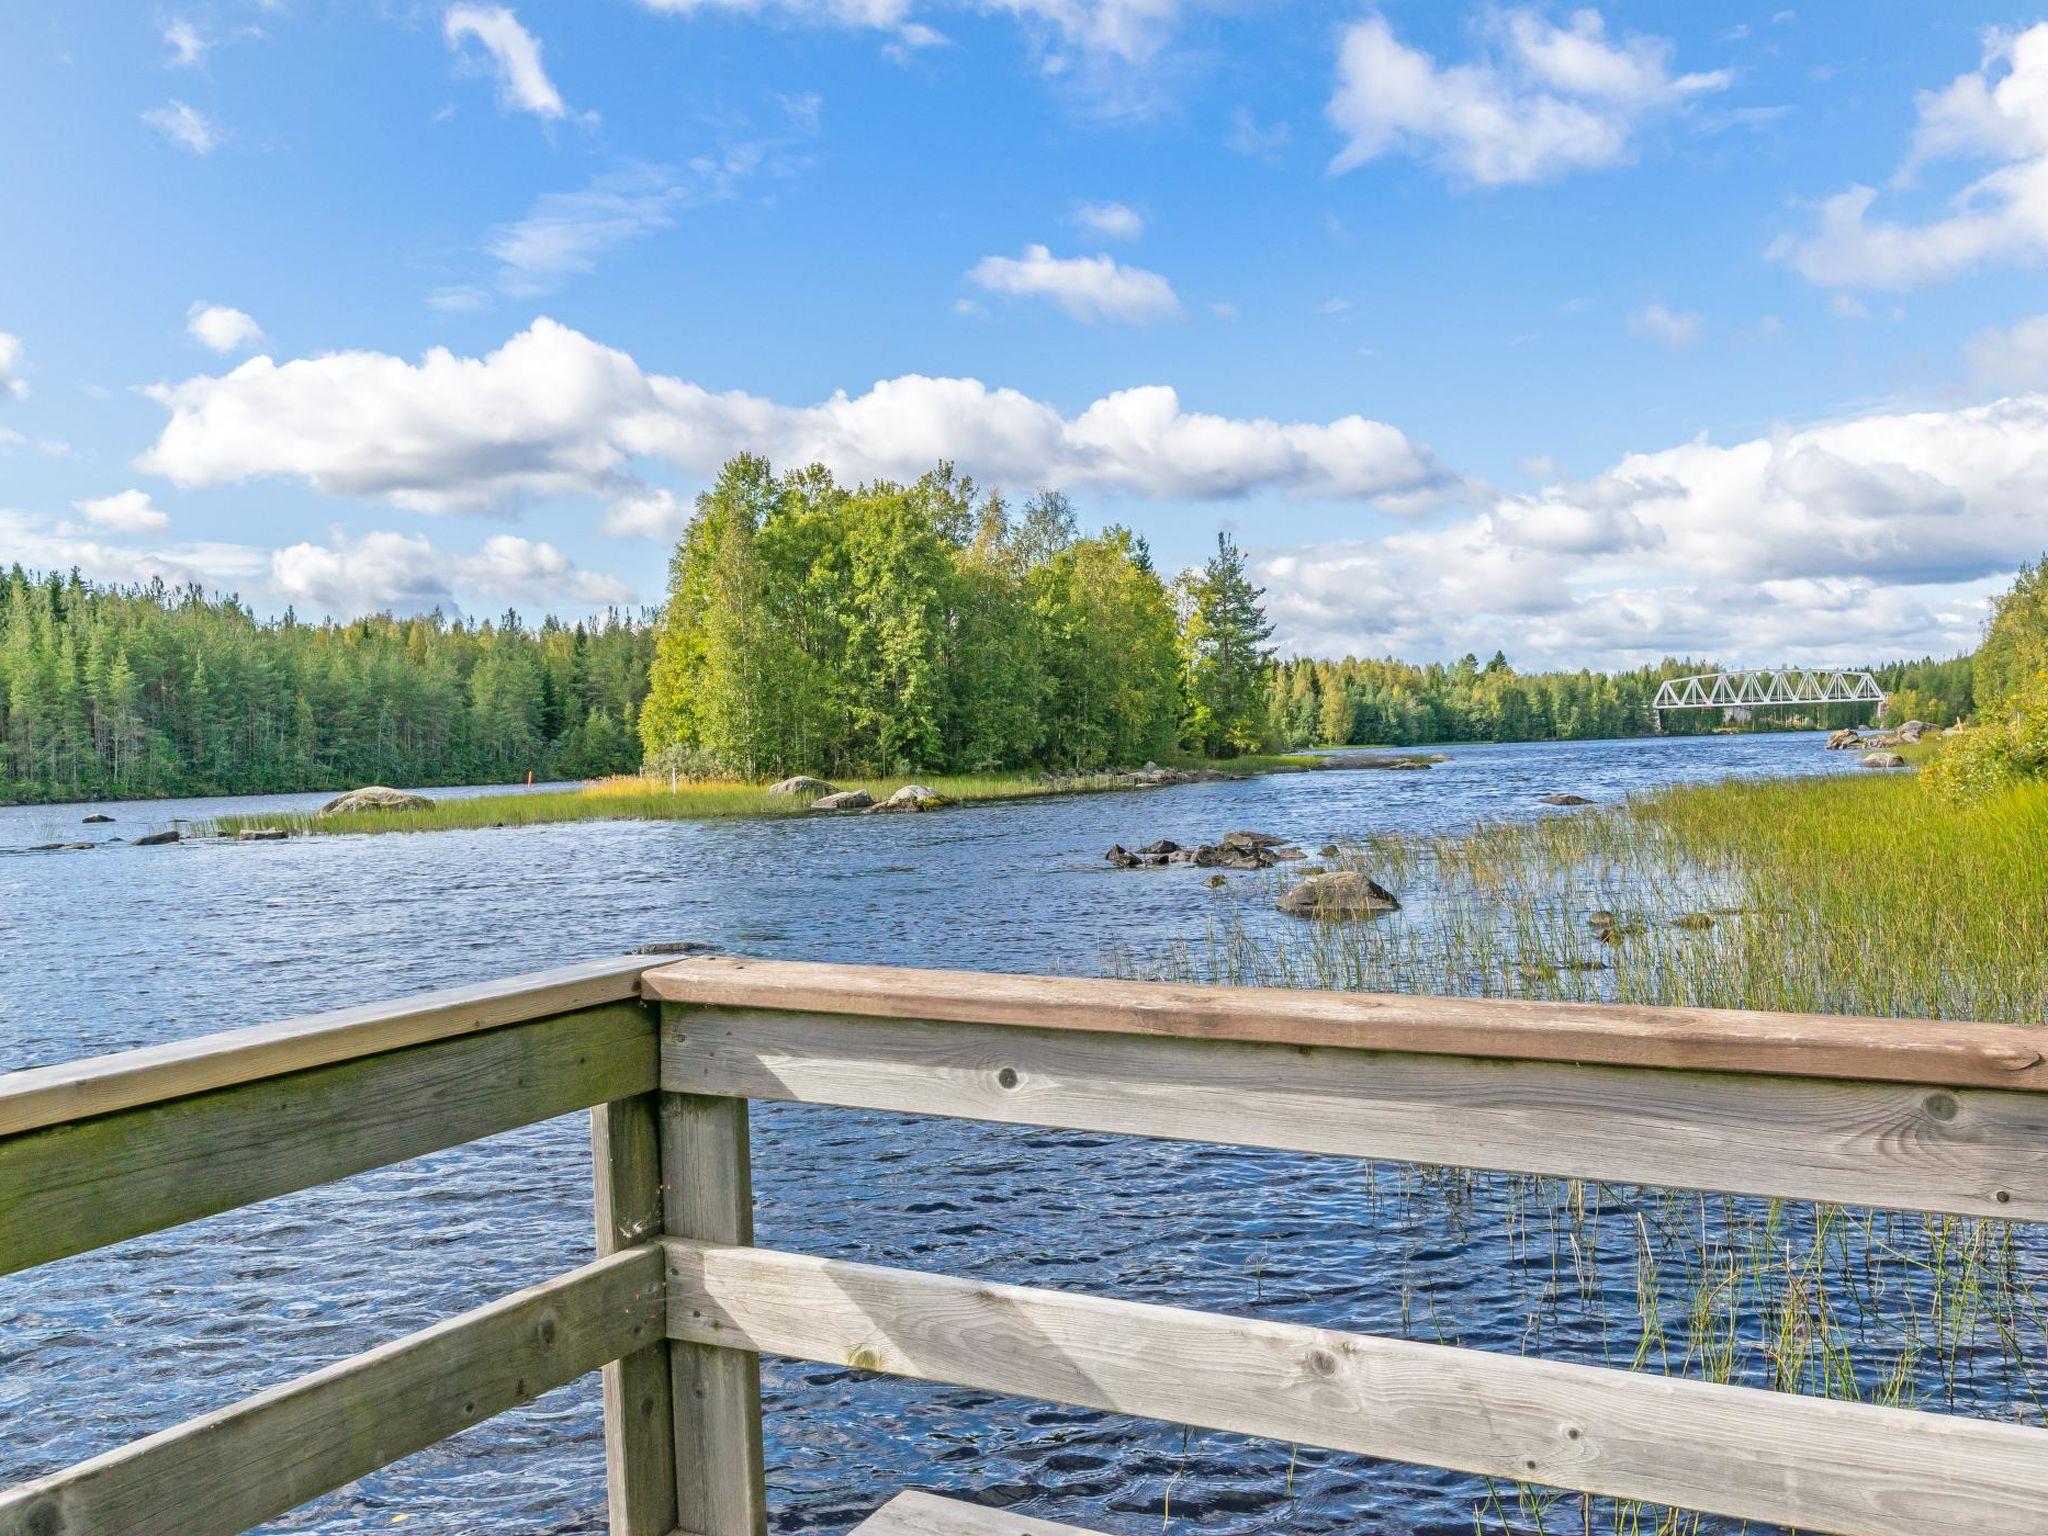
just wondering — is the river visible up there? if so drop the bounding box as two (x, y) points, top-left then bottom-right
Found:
(0, 734), (1935, 1534)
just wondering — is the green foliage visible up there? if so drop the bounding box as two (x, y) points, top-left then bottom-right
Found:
(1921, 560), (2048, 800)
(1974, 559), (2048, 715)
(0, 566), (652, 803)
(1176, 532), (1277, 757)
(637, 459), (1191, 777)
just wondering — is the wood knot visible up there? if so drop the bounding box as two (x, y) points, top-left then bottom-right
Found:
(1306, 1347), (1339, 1377)
(1923, 1092), (1959, 1123)
(996, 1067), (1021, 1090)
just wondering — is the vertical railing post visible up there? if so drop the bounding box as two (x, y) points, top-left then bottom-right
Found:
(662, 1006), (769, 1536)
(591, 1091), (679, 1534)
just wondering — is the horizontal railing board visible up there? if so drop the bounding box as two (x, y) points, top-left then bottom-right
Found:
(643, 956), (2048, 1091)
(663, 1239), (2048, 1536)
(662, 1009), (2048, 1220)
(854, 1491), (1111, 1536)
(0, 1246), (665, 1536)
(1, 1001), (656, 1276)
(0, 954), (660, 1138)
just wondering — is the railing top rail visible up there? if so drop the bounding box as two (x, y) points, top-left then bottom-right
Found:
(0, 954), (661, 1138)
(644, 956), (2048, 1093)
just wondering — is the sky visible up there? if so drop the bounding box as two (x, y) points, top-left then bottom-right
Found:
(6, 2), (2048, 668)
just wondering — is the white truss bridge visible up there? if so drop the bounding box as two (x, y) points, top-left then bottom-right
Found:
(1653, 666), (1887, 716)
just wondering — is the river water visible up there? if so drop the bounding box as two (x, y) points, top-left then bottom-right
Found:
(0, 734), (1973, 1534)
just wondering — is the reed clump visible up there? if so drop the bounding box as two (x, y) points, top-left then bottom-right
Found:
(1135, 769), (2048, 1535)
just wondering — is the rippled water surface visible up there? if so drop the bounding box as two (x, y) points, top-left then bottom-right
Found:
(0, 735), (1944, 1534)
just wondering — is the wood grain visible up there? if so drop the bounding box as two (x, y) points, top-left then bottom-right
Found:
(642, 956), (2048, 1091)
(0, 1245), (665, 1536)
(853, 1491), (1110, 1536)
(591, 1096), (678, 1535)
(662, 1008), (2048, 1219)
(0, 954), (660, 1137)
(1, 1001), (657, 1275)
(664, 1239), (2048, 1536)
(661, 1067), (768, 1536)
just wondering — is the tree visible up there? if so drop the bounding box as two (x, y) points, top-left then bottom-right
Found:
(1177, 532), (1276, 757)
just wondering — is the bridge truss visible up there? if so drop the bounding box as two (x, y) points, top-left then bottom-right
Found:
(1652, 667), (1887, 717)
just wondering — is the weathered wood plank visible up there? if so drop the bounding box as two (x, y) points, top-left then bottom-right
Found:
(664, 1239), (2048, 1536)
(854, 1491), (1109, 1536)
(642, 956), (2048, 1091)
(0, 1245), (665, 1536)
(1, 1002), (657, 1275)
(591, 1096), (678, 1535)
(662, 1077), (768, 1536)
(662, 1009), (2048, 1220)
(0, 954), (661, 1137)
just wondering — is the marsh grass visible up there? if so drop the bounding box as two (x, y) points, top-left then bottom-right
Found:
(200, 757), (1319, 839)
(1130, 770), (2048, 1535)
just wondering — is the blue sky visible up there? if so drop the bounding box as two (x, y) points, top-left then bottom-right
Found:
(6, 2), (2048, 666)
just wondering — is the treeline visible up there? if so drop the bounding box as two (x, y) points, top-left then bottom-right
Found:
(1263, 652), (1976, 749)
(638, 456), (1276, 777)
(0, 566), (651, 803)
(1926, 561), (2047, 797)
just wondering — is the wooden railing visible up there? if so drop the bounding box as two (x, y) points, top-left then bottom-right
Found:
(4, 953), (2046, 1535)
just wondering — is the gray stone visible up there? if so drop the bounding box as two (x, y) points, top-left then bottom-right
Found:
(1860, 751), (1906, 769)
(1825, 728), (1861, 750)
(132, 829), (180, 846)
(236, 828), (289, 841)
(320, 786), (433, 816)
(810, 789), (874, 811)
(870, 784), (946, 813)
(82, 813), (114, 824)
(1541, 793), (1593, 806)
(766, 776), (835, 797)
(1276, 872), (1401, 918)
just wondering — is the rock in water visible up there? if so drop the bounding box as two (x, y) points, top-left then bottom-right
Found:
(810, 789), (874, 811)
(1541, 793), (1593, 806)
(1135, 839), (1182, 855)
(766, 776), (835, 797)
(237, 828), (289, 841)
(1277, 872), (1400, 918)
(1192, 843), (1275, 870)
(82, 812), (114, 824)
(1895, 720), (1928, 743)
(872, 784), (946, 813)
(1825, 728), (1861, 750)
(1860, 751), (1906, 768)
(1219, 830), (1284, 851)
(320, 786), (433, 815)
(1103, 844), (1141, 869)
(132, 829), (179, 846)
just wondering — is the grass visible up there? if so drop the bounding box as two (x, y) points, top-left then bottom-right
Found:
(202, 755), (1330, 838)
(1124, 767), (2048, 1535)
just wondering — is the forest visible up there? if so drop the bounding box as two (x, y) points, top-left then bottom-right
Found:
(0, 454), (1984, 803)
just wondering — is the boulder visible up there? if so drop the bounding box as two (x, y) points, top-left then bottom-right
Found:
(1273, 845), (1308, 860)
(82, 813), (114, 824)
(132, 829), (179, 846)
(1895, 720), (1928, 743)
(1825, 728), (1862, 750)
(30, 842), (93, 852)
(320, 786), (432, 816)
(766, 776), (835, 797)
(237, 828), (289, 841)
(1203, 873), (1228, 888)
(1219, 830), (1285, 851)
(1318, 844), (1341, 858)
(810, 789), (874, 812)
(1276, 872), (1401, 919)
(1860, 751), (1906, 769)
(1135, 839), (1182, 856)
(1103, 843), (1141, 869)
(871, 784), (946, 813)
(1540, 793), (1593, 806)
(1319, 752), (1437, 771)
(1192, 843), (1275, 870)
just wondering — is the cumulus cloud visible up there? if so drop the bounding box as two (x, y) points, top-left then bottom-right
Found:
(1327, 9), (1729, 186)
(271, 530), (632, 616)
(1628, 302), (1703, 348)
(967, 244), (1180, 323)
(0, 510), (266, 594)
(137, 317), (1455, 514)
(1069, 199), (1143, 240)
(143, 100), (223, 154)
(1255, 392), (2048, 666)
(186, 302), (264, 353)
(444, 5), (571, 121)
(1770, 24), (2048, 288)
(72, 489), (171, 534)
(1969, 312), (2048, 389)
(602, 485), (691, 538)
(0, 333), (26, 399)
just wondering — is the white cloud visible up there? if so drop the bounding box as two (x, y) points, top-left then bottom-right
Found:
(270, 529), (632, 616)
(0, 333), (27, 399)
(1628, 302), (1703, 348)
(0, 510), (266, 593)
(1771, 24), (2048, 288)
(72, 489), (171, 534)
(443, 5), (570, 121)
(137, 317), (1455, 513)
(143, 100), (223, 154)
(186, 302), (264, 353)
(1969, 312), (2048, 389)
(164, 18), (207, 67)
(1256, 392), (2048, 666)
(1326, 9), (1729, 186)
(1226, 107), (1290, 161)
(967, 244), (1180, 323)
(602, 485), (691, 538)
(1069, 199), (1143, 240)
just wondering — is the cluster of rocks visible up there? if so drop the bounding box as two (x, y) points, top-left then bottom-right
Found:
(1103, 829), (1307, 870)
(1313, 751), (1446, 771)
(1540, 793), (1594, 806)
(1041, 762), (1245, 791)
(769, 778), (953, 814)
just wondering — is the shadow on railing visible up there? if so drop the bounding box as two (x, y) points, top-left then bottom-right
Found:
(3, 954), (2046, 1535)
